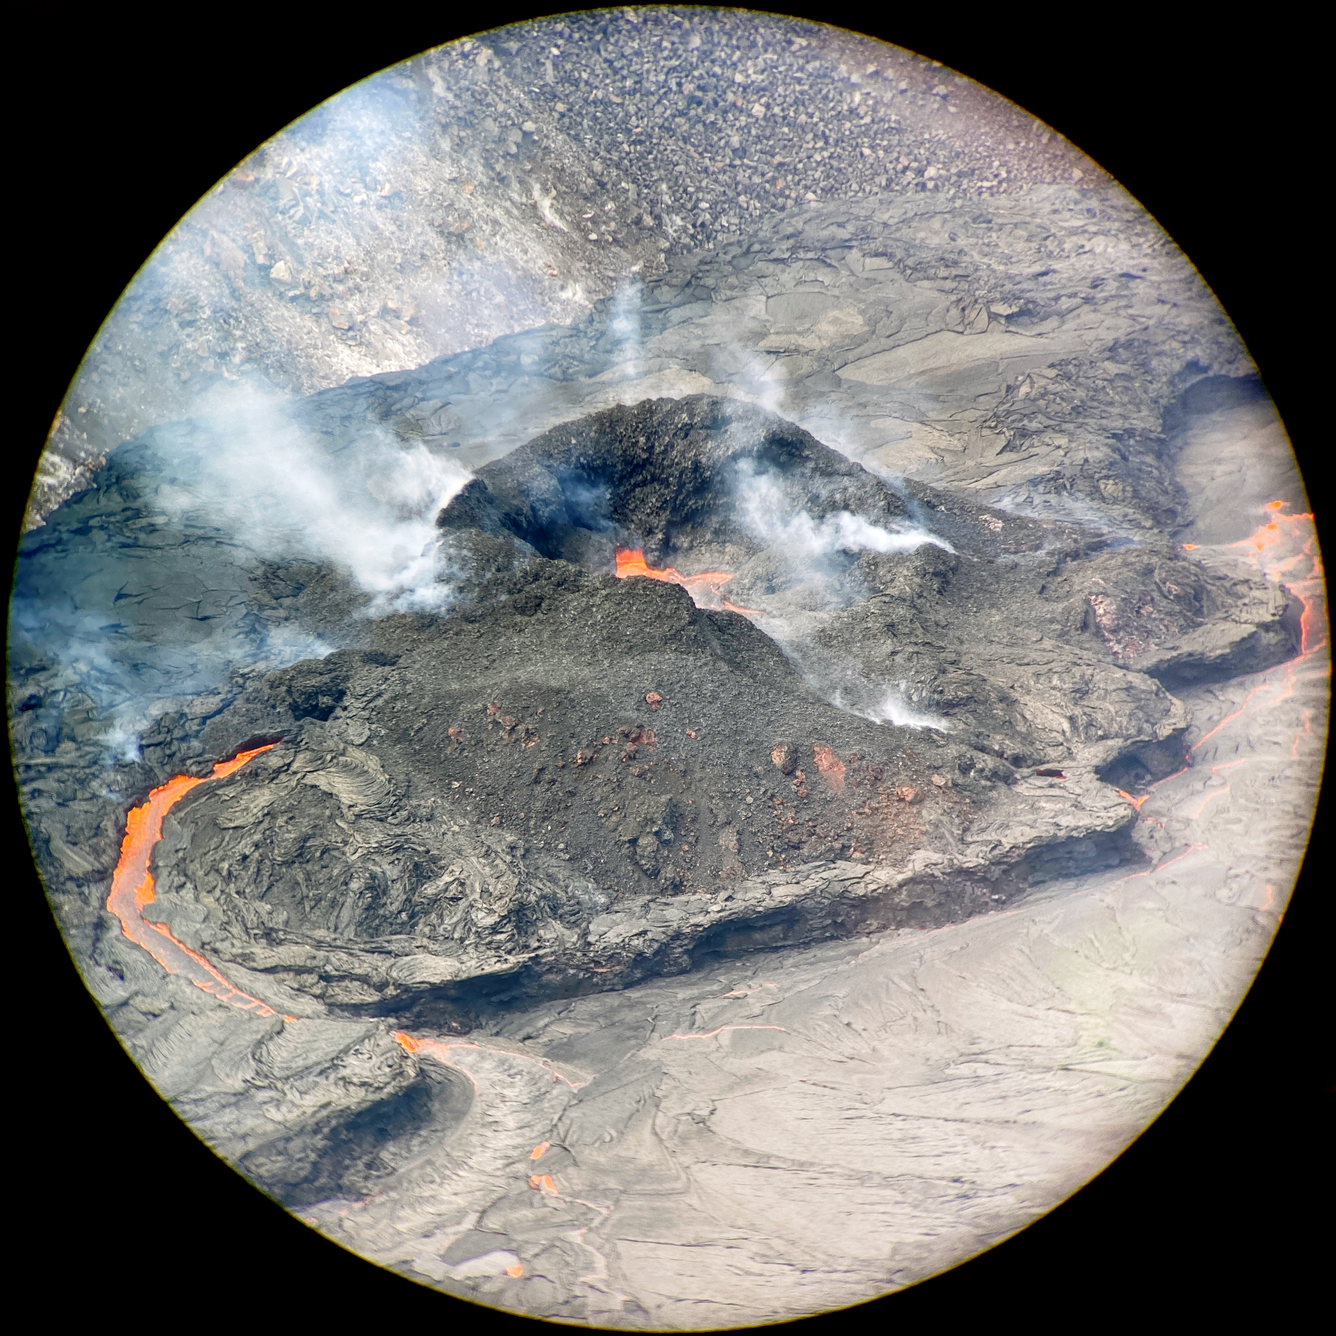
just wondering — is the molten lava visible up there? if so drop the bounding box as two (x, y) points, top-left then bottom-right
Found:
(391, 1032), (591, 1089)
(108, 744), (283, 1016)
(1231, 500), (1326, 655)
(614, 548), (732, 596)
(1112, 502), (1328, 823)
(1115, 789), (1150, 810)
(614, 548), (765, 615)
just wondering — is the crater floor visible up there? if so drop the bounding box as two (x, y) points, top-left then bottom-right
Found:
(11, 28), (1327, 1326)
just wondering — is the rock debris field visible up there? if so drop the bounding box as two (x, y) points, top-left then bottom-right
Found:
(11, 11), (1327, 1330)
(32, 7), (1097, 526)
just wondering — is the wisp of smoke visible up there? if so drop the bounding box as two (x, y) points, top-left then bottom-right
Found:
(154, 384), (471, 613)
(833, 687), (951, 732)
(723, 462), (954, 733)
(11, 383), (469, 768)
(736, 463), (953, 559)
(606, 280), (646, 382)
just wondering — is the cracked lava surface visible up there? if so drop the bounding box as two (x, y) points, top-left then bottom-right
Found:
(13, 13), (1327, 1326)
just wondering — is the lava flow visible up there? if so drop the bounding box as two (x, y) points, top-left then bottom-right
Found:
(108, 744), (284, 1017)
(1232, 500), (1326, 655)
(1114, 503), (1328, 815)
(614, 548), (764, 615)
(391, 1032), (592, 1090)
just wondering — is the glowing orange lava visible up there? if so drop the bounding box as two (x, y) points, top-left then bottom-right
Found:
(392, 1033), (614, 1225)
(391, 1032), (591, 1089)
(1166, 501), (1332, 776)
(614, 548), (764, 614)
(108, 745), (284, 1017)
(1190, 785), (1231, 821)
(1114, 842), (1208, 884)
(1230, 500), (1326, 655)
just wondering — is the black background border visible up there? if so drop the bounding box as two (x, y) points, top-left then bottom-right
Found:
(9, 6), (1327, 1325)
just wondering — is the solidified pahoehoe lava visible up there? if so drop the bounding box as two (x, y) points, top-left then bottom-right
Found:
(118, 395), (1302, 1031)
(10, 7), (1325, 1316)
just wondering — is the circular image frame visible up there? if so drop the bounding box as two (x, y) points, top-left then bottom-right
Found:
(10, 7), (1325, 1325)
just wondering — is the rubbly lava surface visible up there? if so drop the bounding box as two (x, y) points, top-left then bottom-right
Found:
(120, 396), (1303, 1032)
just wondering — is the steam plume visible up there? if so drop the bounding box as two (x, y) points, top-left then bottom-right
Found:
(735, 462), (953, 559)
(834, 687), (951, 732)
(11, 384), (470, 765)
(146, 385), (471, 614)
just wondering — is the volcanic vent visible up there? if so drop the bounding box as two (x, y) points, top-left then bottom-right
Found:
(143, 396), (1300, 1027)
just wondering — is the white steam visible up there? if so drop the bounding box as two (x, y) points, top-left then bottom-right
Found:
(153, 385), (471, 613)
(736, 463), (953, 559)
(726, 462), (954, 733)
(833, 687), (951, 733)
(10, 385), (473, 769)
(607, 280), (647, 383)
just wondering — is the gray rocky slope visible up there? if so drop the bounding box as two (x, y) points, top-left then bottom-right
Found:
(32, 8), (1101, 527)
(10, 174), (1323, 1324)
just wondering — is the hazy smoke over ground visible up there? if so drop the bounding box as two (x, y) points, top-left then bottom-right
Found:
(154, 386), (472, 613)
(607, 281), (646, 377)
(11, 385), (471, 764)
(835, 687), (951, 732)
(723, 462), (954, 731)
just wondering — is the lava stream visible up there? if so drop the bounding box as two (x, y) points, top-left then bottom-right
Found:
(614, 548), (765, 615)
(1114, 789), (1149, 810)
(391, 1032), (592, 1089)
(107, 744), (284, 1017)
(1231, 500), (1326, 655)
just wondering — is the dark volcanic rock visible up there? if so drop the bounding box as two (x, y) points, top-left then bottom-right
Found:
(1071, 545), (1303, 687)
(15, 396), (1303, 1040)
(439, 394), (904, 569)
(165, 562), (1071, 1022)
(125, 396), (1296, 1028)
(801, 524), (1300, 771)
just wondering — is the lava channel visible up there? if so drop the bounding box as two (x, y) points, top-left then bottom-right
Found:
(1232, 500), (1326, 655)
(614, 548), (765, 615)
(107, 744), (285, 1017)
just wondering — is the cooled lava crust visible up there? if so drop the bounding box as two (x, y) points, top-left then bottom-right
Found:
(116, 396), (1302, 1029)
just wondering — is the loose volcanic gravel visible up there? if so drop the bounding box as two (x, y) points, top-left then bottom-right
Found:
(476, 6), (1099, 238)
